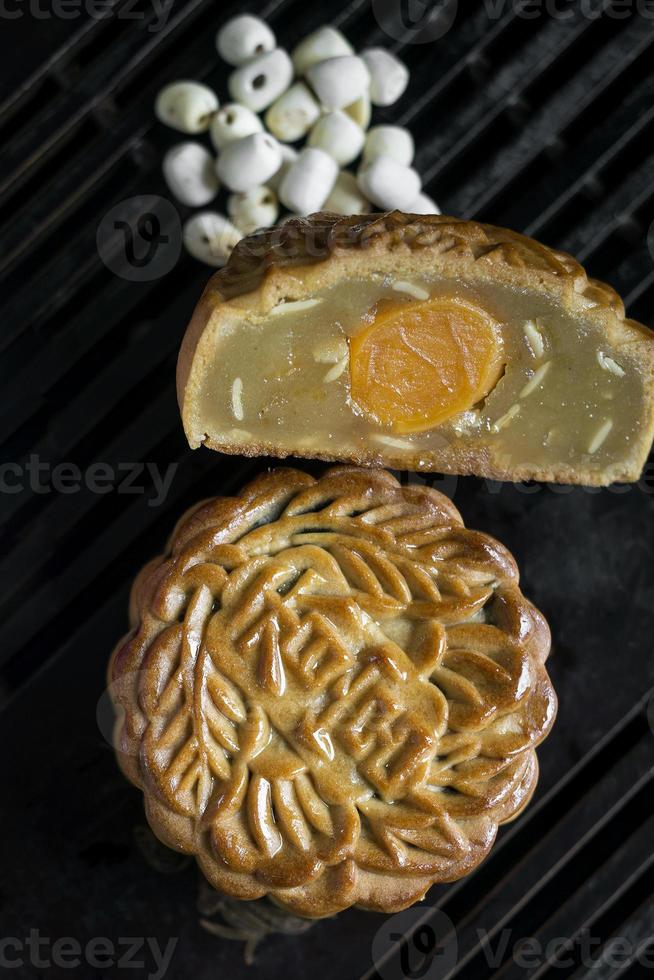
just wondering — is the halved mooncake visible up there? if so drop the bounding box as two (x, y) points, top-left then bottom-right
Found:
(109, 467), (556, 916)
(177, 212), (654, 485)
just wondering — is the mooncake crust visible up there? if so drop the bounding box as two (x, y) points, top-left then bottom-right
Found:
(109, 466), (556, 917)
(177, 211), (654, 486)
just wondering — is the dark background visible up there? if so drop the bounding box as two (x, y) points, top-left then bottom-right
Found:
(1, 1), (653, 978)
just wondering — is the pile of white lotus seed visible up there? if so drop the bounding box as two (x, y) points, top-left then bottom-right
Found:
(155, 14), (439, 267)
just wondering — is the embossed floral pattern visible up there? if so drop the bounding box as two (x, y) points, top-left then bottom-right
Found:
(110, 467), (556, 916)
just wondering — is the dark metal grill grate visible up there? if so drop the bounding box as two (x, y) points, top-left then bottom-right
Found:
(1, 3), (653, 979)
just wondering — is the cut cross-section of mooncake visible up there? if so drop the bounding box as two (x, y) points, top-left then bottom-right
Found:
(177, 212), (654, 485)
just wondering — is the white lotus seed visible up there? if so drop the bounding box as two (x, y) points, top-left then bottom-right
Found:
(155, 81), (218, 134)
(228, 49), (293, 113)
(291, 25), (353, 76)
(344, 94), (371, 130)
(306, 55), (370, 111)
(267, 144), (298, 192)
(323, 171), (371, 215)
(228, 186), (279, 235)
(361, 48), (409, 106)
(183, 212), (241, 267)
(265, 83), (321, 142)
(407, 192), (441, 215)
(308, 111), (365, 166)
(162, 142), (219, 207)
(216, 15), (275, 66)
(363, 125), (414, 166)
(209, 103), (263, 151)
(216, 132), (282, 193)
(357, 156), (422, 210)
(278, 147), (338, 215)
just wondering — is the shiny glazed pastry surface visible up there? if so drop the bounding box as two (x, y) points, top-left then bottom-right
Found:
(109, 467), (556, 917)
(177, 212), (654, 486)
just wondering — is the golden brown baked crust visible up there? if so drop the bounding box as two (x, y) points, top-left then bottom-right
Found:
(109, 466), (556, 917)
(177, 211), (654, 486)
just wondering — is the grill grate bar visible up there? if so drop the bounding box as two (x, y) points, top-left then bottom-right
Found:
(0, 0), (216, 193)
(0, 451), (259, 691)
(572, 906), (654, 980)
(419, 18), (650, 195)
(459, 41), (653, 222)
(0, 0), (128, 127)
(0, 250), (196, 445)
(579, 232), (654, 304)
(0, 241), (200, 459)
(406, 1), (619, 158)
(0, 136), (154, 276)
(0, 392), (182, 620)
(478, 804), (654, 980)
(625, 268), (654, 310)
(558, 175), (654, 263)
(0, 389), (179, 618)
(522, 855), (654, 979)
(395, 7), (522, 124)
(523, 108), (654, 239)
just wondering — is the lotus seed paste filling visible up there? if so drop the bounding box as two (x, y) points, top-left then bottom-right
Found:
(197, 275), (643, 473)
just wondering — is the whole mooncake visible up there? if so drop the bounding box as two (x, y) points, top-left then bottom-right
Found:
(177, 211), (654, 486)
(109, 467), (556, 916)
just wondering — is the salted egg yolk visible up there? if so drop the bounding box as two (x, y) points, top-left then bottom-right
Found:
(349, 297), (504, 434)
